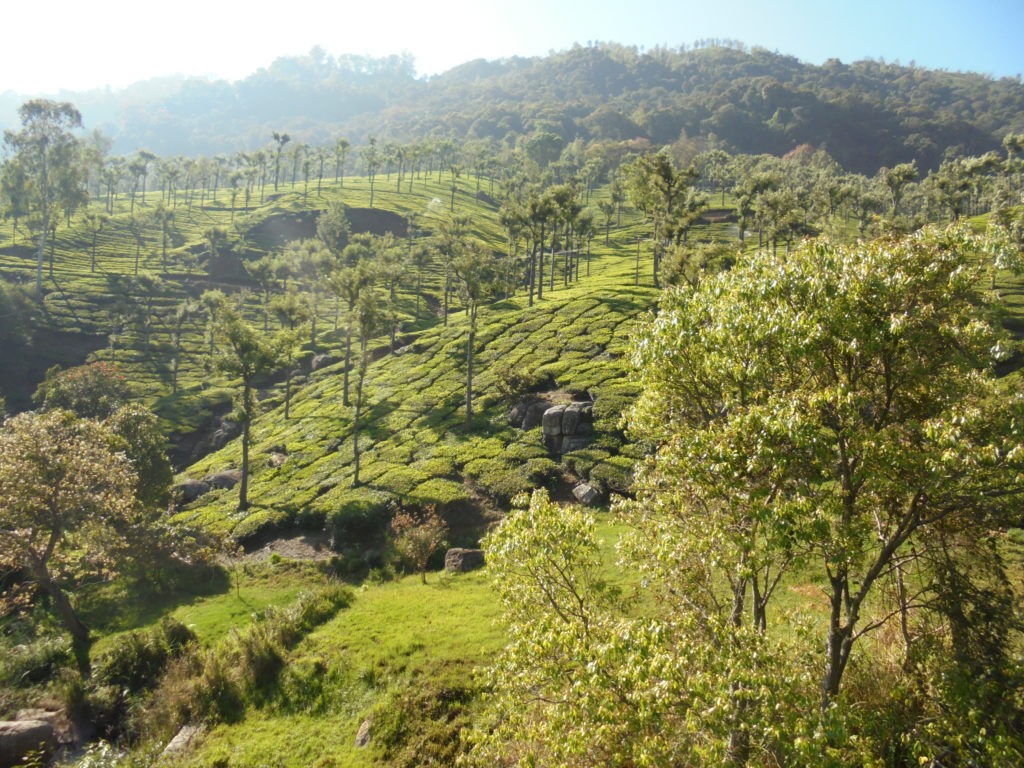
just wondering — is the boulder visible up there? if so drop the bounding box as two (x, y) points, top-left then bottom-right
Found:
(311, 353), (341, 371)
(209, 417), (241, 451)
(572, 483), (602, 506)
(355, 718), (372, 747)
(14, 710), (74, 746)
(541, 404), (567, 436)
(204, 470), (242, 489)
(521, 401), (550, 430)
(506, 400), (529, 428)
(444, 548), (485, 572)
(173, 479), (211, 504)
(561, 436), (590, 454)
(0, 720), (54, 768)
(159, 724), (205, 761)
(561, 404), (581, 435)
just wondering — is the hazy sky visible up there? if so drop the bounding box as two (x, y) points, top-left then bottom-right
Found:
(4, 0), (1022, 94)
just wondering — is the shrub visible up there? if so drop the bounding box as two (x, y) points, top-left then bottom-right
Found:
(326, 488), (392, 549)
(408, 478), (470, 508)
(391, 508), (448, 584)
(0, 636), (71, 687)
(93, 619), (196, 695)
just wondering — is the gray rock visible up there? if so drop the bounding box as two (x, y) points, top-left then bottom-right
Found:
(311, 353), (341, 371)
(521, 401), (550, 430)
(159, 724), (205, 761)
(444, 548), (485, 572)
(542, 404), (567, 436)
(0, 720), (54, 768)
(561, 436), (590, 454)
(173, 479), (211, 504)
(572, 483), (602, 505)
(14, 710), (73, 746)
(355, 718), (372, 747)
(209, 417), (241, 451)
(204, 470), (242, 489)
(561, 404), (581, 435)
(506, 400), (529, 428)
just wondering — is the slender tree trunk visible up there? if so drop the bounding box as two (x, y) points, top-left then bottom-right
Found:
(465, 315), (475, 429)
(537, 226), (545, 301)
(239, 386), (251, 511)
(34, 562), (91, 676)
(343, 322), (353, 406)
(35, 211), (49, 294)
(285, 371), (293, 418)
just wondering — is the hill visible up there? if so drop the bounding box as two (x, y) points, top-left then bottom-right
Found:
(4, 43), (1022, 173)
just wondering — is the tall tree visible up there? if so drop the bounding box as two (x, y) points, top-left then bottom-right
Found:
(452, 242), (498, 428)
(351, 291), (382, 487)
(210, 305), (284, 511)
(623, 150), (699, 287)
(361, 138), (381, 207)
(327, 254), (373, 406)
(3, 100), (85, 293)
(272, 131), (290, 192)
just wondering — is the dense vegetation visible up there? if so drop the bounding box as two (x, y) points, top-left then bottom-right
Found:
(0, 43), (1023, 767)
(3, 42), (1022, 173)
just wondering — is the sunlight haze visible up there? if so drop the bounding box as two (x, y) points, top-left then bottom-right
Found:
(4, 0), (1022, 95)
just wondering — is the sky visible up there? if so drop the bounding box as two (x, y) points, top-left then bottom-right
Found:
(2, 0), (1022, 94)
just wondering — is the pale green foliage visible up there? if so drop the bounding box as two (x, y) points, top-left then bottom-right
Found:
(468, 489), (818, 767)
(473, 227), (1024, 766)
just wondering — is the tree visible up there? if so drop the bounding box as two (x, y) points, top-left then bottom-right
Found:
(882, 161), (918, 216)
(316, 200), (351, 259)
(0, 410), (136, 675)
(3, 100), (85, 293)
(452, 242), (498, 428)
(361, 138), (381, 207)
(211, 305), (283, 511)
(35, 361), (133, 419)
(622, 150), (699, 287)
(351, 291), (382, 487)
(472, 226), (1024, 766)
(84, 210), (108, 273)
(272, 131), (290, 192)
(33, 362), (172, 506)
(327, 253), (373, 406)
(334, 138), (350, 186)
(168, 298), (198, 393)
(628, 225), (1024, 716)
(390, 508), (448, 584)
(433, 212), (471, 324)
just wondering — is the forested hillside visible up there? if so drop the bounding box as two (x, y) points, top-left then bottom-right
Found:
(3, 42), (1022, 173)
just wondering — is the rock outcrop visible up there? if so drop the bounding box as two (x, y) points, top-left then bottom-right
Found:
(572, 483), (602, 505)
(173, 479), (211, 504)
(540, 401), (594, 453)
(0, 720), (54, 768)
(204, 469), (242, 489)
(445, 548), (486, 572)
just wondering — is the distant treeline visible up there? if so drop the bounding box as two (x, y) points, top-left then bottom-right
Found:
(2, 42), (1021, 173)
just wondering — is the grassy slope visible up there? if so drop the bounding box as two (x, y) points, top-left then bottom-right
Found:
(169, 183), (668, 541)
(179, 514), (630, 768)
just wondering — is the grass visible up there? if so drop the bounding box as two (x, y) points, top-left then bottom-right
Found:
(178, 510), (626, 767)
(86, 560), (334, 658)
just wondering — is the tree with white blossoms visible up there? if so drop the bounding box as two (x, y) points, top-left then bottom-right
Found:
(469, 226), (1024, 767)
